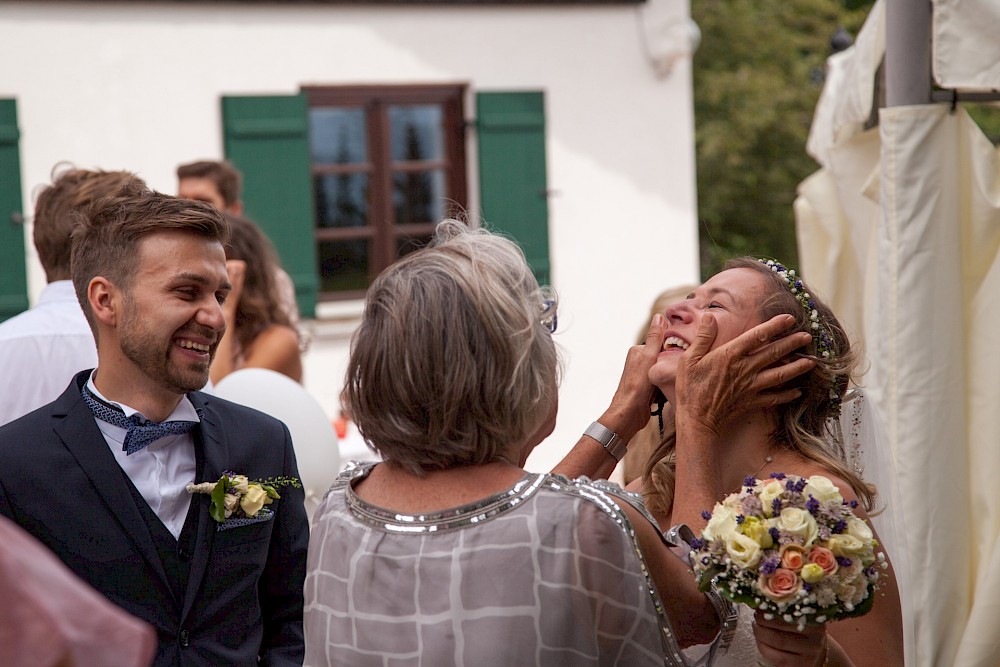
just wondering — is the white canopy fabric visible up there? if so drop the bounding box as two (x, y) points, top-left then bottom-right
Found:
(805, 0), (885, 169)
(794, 3), (1000, 664)
(933, 0), (1000, 90)
(879, 105), (998, 667)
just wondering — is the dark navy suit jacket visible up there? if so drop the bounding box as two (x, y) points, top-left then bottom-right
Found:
(0, 371), (309, 666)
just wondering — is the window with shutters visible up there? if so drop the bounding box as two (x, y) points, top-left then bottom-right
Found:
(223, 88), (548, 316)
(302, 85), (467, 301)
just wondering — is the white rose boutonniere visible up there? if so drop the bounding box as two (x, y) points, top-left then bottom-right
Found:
(186, 471), (301, 523)
(229, 475), (250, 495)
(240, 485), (270, 518)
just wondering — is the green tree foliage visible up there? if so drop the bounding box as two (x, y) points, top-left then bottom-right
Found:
(693, 0), (872, 278)
(966, 103), (1000, 144)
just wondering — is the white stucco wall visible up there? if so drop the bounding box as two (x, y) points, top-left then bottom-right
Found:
(0, 0), (699, 473)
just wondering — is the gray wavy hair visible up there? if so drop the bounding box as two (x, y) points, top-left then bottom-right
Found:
(345, 220), (560, 475)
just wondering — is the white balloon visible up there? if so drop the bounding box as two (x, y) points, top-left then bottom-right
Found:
(213, 368), (340, 517)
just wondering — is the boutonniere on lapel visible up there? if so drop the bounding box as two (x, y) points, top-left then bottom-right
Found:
(186, 472), (301, 525)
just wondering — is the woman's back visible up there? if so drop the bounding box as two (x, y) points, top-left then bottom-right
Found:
(305, 463), (683, 667)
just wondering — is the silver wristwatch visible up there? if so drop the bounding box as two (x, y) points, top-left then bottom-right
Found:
(583, 421), (627, 461)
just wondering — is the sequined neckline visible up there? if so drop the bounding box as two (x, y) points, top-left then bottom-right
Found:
(346, 467), (547, 534)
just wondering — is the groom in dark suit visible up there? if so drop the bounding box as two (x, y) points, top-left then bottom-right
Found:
(0, 180), (309, 666)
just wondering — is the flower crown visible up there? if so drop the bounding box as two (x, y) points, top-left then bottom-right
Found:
(758, 258), (846, 418)
(757, 259), (836, 361)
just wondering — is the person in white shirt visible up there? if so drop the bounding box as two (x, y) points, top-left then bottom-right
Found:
(0, 166), (136, 426)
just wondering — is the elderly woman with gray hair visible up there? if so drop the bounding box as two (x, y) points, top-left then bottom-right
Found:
(303, 220), (811, 666)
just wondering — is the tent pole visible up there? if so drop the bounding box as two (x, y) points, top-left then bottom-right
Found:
(885, 0), (933, 107)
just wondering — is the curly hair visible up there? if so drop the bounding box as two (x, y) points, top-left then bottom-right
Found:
(642, 258), (876, 517)
(345, 220), (560, 475)
(222, 214), (295, 352)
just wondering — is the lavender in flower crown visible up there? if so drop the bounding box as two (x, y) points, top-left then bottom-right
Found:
(757, 259), (837, 361)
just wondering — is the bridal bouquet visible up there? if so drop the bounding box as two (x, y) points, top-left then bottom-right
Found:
(690, 473), (885, 630)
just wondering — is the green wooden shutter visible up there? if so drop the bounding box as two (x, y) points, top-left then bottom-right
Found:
(222, 94), (318, 318)
(0, 99), (28, 322)
(476, 91), (551, 286)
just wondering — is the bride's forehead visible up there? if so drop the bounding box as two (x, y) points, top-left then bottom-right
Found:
(702, 267), (769, 295)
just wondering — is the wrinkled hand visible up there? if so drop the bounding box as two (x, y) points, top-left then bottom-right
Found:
(753, 611), (828, 667)
(601, 313), (667, 438)
(675, 313), (815, 439)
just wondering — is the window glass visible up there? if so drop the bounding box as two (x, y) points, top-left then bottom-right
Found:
(392, 170), (444, 225)
(305, 86), (466, 300)
(389, 105), (443, 162)
(309, 108), (366, 165)
(318, 239), (370, 292)
(314, 173), (368, 228)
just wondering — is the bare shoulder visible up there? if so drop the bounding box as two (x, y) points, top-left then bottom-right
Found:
(774, 457), (868, 518)
(243, 325), (303, 381)
(253, 324), (299, 347)
(245, 325), (300, 360)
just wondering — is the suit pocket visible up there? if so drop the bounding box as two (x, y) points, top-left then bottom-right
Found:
(213, 510), (275, 554)
(216, 509), (274, 532)
(209, 510), (274, 586)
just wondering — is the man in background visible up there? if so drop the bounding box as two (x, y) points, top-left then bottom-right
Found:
(0, 166), (135, 426)
(177, 159), (299, 325)
(177, 159), (244, 215)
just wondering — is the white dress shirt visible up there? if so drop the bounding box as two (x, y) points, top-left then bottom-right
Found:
(86, 374), (198, 539)
(0, 281), (97, 426)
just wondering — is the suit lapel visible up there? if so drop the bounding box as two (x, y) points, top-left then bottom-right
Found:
(53, 381), (174, 596)
(181, 392), (230, 621)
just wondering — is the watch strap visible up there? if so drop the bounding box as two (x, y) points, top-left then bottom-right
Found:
(583, 421), (627, 461)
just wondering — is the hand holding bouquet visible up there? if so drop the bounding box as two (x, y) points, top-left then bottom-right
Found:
(690, 473), (885, 631)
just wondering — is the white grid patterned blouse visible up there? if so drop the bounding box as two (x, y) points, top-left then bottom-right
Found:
(305, 461), (686, 666)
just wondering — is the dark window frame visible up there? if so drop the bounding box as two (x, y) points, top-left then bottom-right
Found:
(303, 83), (468, 301)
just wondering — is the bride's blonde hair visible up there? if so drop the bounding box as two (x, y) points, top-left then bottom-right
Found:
(641, 258), (876, 518)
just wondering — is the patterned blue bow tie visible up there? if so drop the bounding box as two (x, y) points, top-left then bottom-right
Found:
(81, 386), (198, 455)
